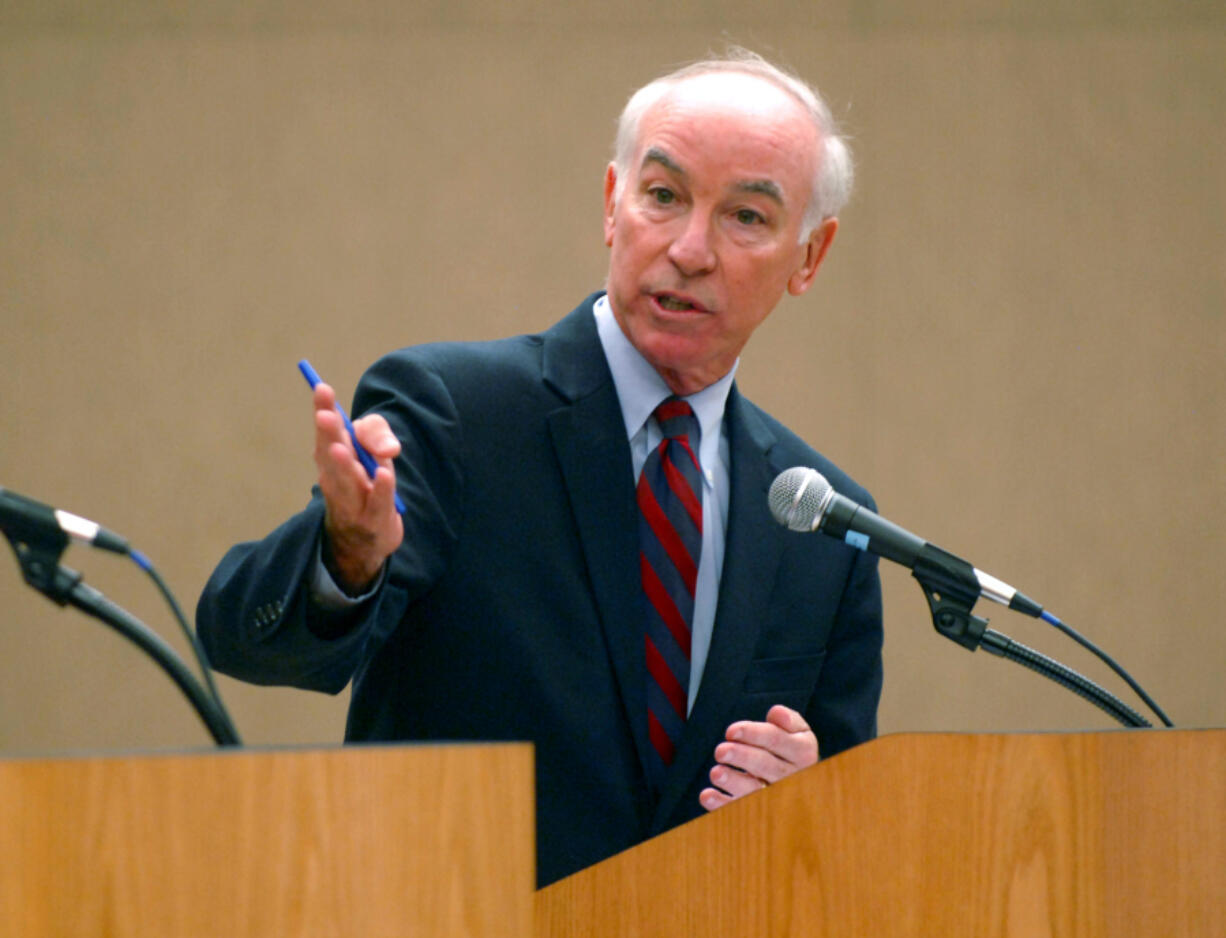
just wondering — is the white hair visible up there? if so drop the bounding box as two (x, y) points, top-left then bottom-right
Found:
(612, 48), (854, 240)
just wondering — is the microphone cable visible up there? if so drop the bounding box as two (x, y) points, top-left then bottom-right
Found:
(1037, 609), (1173, 727)
(1, 485), (240, 744)
(128, 547), (240, 740)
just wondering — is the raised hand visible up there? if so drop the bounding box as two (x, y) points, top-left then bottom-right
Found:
(311, 381), (404, 593)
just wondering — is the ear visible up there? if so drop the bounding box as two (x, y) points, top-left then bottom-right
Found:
(603, 162), (619, 247)
(787, 217), (838, 296)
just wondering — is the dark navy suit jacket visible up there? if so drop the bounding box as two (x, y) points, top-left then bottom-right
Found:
(197, 293), (883, 887)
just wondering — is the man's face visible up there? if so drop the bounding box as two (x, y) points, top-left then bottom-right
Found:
(603, 73), (837, 396)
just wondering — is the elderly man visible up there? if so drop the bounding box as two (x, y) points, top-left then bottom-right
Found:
(197, 49), (883, 887)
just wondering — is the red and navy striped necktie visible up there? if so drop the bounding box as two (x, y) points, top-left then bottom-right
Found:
(637, 397), (703, 777)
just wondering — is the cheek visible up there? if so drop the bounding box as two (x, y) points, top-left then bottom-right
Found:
(726, 254), (795, 303)
(611, 234), (660, 283)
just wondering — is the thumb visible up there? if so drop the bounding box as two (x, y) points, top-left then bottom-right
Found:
(766, 704), (811, 734)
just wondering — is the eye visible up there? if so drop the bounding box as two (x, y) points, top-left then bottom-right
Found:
(649, 186), (676, 205)
(734, 208), (765, 226)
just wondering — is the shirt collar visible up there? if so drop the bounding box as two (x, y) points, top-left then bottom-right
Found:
(593, 294), (737, 451)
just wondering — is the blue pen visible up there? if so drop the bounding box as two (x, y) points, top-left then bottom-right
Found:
(298, 359), (406, 514)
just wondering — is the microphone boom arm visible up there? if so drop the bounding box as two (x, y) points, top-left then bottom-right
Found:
(3, 523), (241, 746)
(909, 552), (1150, 728)
(63, 571), (241, 745)
(979, 629), (1150, 727)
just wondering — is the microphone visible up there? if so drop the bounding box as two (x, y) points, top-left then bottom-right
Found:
(0, 486), (130, 555)
(768, 466), (1042, 617)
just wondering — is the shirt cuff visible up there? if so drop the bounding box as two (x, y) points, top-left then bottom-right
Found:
(309, 537), (385, 609)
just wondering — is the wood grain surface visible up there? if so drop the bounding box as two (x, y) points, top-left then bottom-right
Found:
(537, 730), (1226, 938)
(0, 743), (534, 938)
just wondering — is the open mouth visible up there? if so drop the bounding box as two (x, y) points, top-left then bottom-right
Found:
(655, 293), (706, 313)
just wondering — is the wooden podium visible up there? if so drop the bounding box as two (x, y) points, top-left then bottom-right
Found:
(0, 743), (535, 937)
(3, 731), (1223, 937)
(538, 729), (1226, 937)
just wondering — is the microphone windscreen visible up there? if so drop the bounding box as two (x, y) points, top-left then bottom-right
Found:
(768, 467), (833, 532)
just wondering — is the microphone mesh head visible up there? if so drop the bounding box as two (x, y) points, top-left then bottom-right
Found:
(768, 467), (833, 532)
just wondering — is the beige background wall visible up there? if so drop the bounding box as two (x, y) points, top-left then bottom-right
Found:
(2, 2), (1223, 753)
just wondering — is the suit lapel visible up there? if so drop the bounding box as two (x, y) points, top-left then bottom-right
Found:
(542, 299), (657, 782)
(653, 387), (787, 827)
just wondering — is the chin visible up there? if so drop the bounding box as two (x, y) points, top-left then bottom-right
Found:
(639, 336), (702, 370)
(643, 348), (725, 393)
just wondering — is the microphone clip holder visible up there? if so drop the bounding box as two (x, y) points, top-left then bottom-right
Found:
(911, 543), (989, 652)
(2, 519), (79, 605)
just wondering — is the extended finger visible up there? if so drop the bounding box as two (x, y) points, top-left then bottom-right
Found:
(312, 391), (384, 505)
(317, 441), (378, 523)
(313, 386), (351, 466)
(312, 382), (342, 427)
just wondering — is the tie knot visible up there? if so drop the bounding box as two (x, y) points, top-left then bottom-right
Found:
(653, 397), (700, 445)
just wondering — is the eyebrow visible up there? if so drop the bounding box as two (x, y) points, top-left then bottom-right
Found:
(641, 147), (785, 206)
(642, 147), (684, 176)
(736, 179), (784, 204)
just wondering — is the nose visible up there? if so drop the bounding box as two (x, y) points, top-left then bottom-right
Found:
(667, 209), (717, 277)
